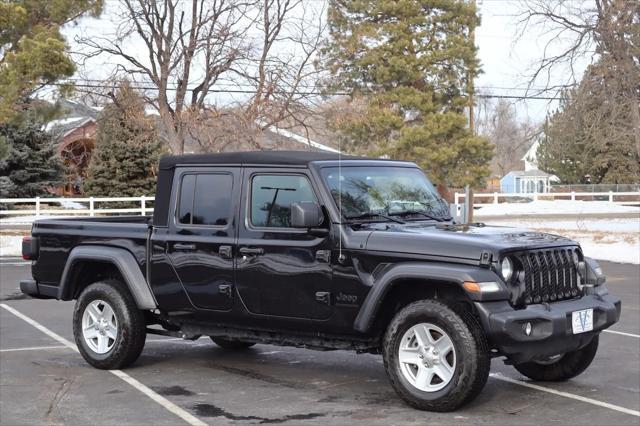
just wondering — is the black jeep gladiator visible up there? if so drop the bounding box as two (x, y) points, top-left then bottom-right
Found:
(20, 151), (621, 411)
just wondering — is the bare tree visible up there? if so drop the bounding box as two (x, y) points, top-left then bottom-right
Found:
(75, 0), (326, 154)
(478, 99), (541, 177)
(515, 0), (640, 156)
(242, 0), (327, 132)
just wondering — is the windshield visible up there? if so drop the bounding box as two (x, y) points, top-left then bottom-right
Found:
(320, 166), (451, 222)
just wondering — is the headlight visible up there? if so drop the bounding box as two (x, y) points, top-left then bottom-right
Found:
(500, 257), (514, 282)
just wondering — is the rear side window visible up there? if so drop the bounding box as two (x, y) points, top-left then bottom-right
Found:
(178, 173), (233, 226)
(250, 174), (316, 228)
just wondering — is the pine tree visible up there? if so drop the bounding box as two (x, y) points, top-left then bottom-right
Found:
(0, 135), (9, 160)
(83, 83), (163, 198)
(0, 121), (64, 197)
(323, 0), (493, 188)
(538, 58), (640, 184)
(0, 0), (103, 123)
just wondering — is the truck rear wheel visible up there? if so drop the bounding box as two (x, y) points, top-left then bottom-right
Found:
(382, 300), (490, 412)
(73, 280), (146, 369)
(513, 335), (599, 381)
(210, 337), (256, 350)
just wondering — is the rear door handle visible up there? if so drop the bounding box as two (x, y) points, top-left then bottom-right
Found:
(173, 243), (196, 251)
(239, 247), (264, 256)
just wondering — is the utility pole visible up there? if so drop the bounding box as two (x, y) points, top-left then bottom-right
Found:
(465, 0), (477, 224)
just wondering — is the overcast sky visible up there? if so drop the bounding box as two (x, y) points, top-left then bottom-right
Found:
(62, 0), (592, 124)
(475, 0), (590, 122)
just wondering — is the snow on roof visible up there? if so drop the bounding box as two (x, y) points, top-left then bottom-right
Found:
(43, 116), (87, 132)
(256, 120), (340, 153)
(522, 139), (540, 162)
(509, 169), (552, 178)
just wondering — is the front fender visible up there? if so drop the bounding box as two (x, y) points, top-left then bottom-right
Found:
(353, 262), (507, 333)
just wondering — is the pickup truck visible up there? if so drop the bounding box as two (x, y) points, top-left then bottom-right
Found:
(20, 151), (621, 411)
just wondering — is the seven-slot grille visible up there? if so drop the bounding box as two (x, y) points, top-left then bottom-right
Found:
(515, 247), (581, 305)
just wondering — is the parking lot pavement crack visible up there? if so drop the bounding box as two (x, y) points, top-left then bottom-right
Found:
(45, 377), (73, 425)
(206, 362), (307, 390)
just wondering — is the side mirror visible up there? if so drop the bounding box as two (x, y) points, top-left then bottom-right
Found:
(290, 201), (323, 228)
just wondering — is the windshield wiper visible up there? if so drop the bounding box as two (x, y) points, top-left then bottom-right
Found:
(345, 212), (406, 224)
(389, 210), (452, 222)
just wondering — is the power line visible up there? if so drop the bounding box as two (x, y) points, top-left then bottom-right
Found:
(56, 79), (566, 100)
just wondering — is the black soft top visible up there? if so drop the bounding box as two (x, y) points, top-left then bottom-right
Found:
(159, 150), (370, 169)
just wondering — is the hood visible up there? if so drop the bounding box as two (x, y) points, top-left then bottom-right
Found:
(363, 222), (579, 262)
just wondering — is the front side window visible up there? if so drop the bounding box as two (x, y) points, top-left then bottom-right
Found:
(320, 166), (450, 221)
(250, 174), (316, 228)
(178, 173), (233, 226)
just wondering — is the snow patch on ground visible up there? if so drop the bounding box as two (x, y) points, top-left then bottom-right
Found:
(0, 236), (23, 257)
(476, 200), (639, 217)
(484, 218), (640, 264)
(58, 200), (87, 209)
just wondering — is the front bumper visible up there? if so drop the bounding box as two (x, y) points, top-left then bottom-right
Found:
(475, 292), (621, 364)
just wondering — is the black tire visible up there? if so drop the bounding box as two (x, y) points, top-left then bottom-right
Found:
(73, 280), (146, 369)
(210, 337), (256, 350)
(382, 300), (490, 412)
(513, 335), (599, 381)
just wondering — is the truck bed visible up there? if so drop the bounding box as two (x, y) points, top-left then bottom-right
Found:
(30, 216), (151, 286)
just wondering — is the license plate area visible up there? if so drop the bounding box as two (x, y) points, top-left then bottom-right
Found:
(572, 308), (594, 334)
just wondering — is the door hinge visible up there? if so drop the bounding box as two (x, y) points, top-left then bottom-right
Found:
(315, 291), (331, 305)
(218, 284), (232, 298)
(315, 250), (331, 263)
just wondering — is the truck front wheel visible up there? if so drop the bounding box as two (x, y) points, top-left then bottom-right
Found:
(382, 300), (490, 412)
(73, 280), (146, 369)
(513, 335), (599, 381)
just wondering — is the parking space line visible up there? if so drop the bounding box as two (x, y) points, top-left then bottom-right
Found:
(490, 373), (640, 417)
(0, 262), (30, 266)
(0, 303), (207, 426)
(0, 345), (70, 352)
(604, 329), (640, 338)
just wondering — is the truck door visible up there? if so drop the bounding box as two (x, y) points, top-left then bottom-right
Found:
(235, 168), (332, 320)
(164, 166), (239, 311)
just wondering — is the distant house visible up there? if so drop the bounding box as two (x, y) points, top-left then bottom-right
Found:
(500, 170), (553, 193)
(45, 102), (341, 194)
(44, 100), (99, 195)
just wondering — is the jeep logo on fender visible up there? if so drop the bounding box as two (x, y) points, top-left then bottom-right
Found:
(336, 292), (358, 305)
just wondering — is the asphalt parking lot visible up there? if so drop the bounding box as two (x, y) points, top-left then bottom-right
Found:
(1, 259), (638, 425)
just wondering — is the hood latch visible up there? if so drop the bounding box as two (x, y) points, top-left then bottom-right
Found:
(479, 250), (492, 267)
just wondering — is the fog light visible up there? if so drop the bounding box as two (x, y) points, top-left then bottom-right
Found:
(523, 322), (532, 336)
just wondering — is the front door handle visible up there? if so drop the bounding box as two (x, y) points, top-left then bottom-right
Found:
(219, 245), (233, 259)
(239, 247), (264, 256)
(173, 243), (196, 251)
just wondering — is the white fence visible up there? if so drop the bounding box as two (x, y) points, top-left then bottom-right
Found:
(454, 191), (640, 206)
(0, 196), (155, 217)
(1, 191), (638, 218)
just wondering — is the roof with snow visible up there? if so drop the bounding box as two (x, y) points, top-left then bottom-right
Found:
(507, 169), (552, 178)
(43, 99), (98, 137)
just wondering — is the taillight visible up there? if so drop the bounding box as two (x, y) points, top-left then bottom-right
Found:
(22, 236), (38, 261)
